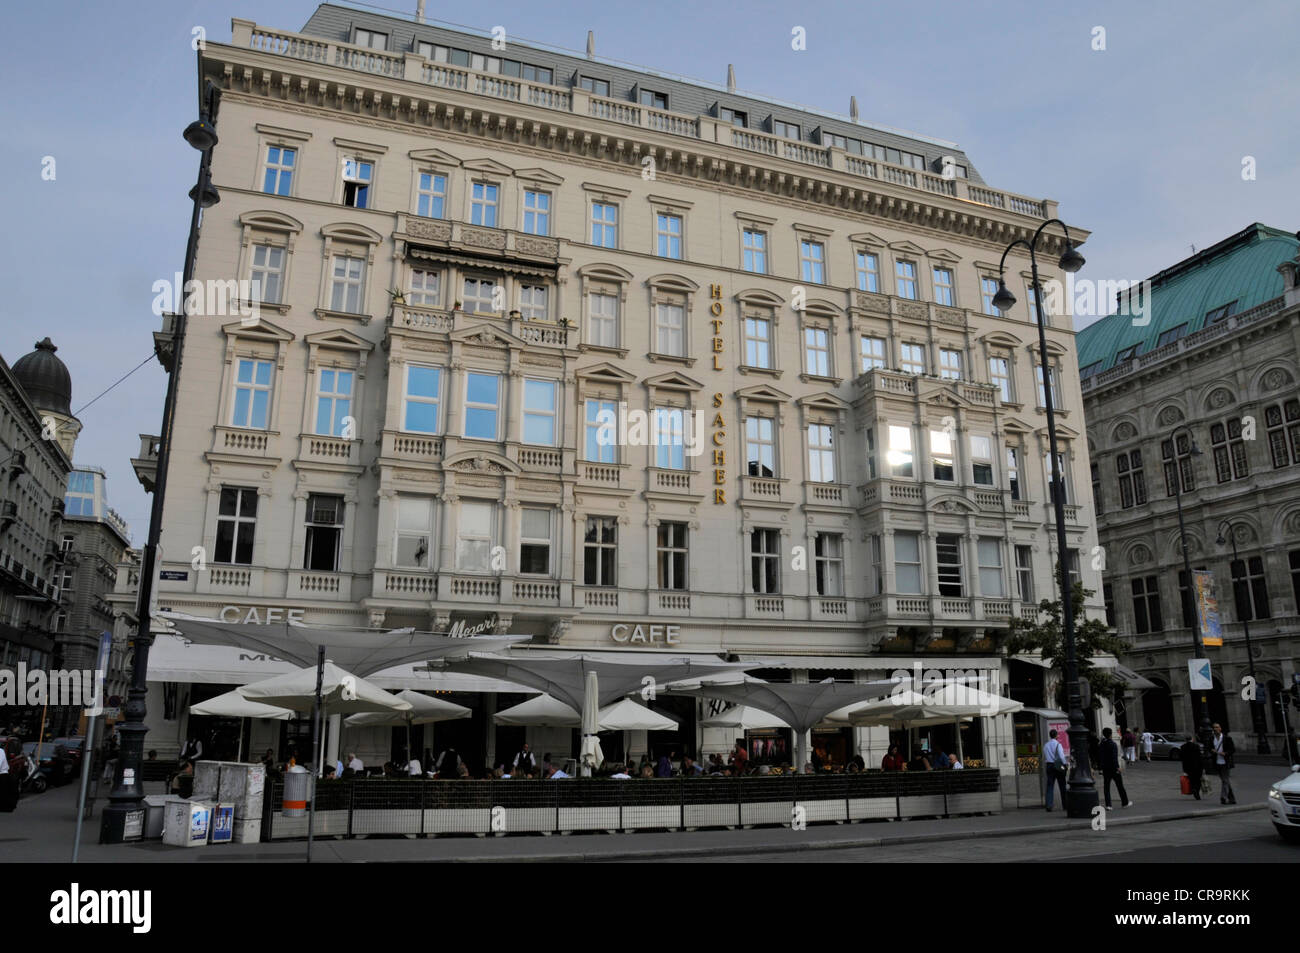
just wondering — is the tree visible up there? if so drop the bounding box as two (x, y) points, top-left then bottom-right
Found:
(1004, 571), (1128, 712)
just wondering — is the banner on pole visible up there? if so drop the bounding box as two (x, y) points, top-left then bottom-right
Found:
(1193, 570), (1223, 647)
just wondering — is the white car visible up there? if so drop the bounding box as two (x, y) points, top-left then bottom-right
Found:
(1267, 765), (1300, 842)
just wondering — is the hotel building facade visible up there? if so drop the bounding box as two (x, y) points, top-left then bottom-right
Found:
(134, 4), (1104, 774)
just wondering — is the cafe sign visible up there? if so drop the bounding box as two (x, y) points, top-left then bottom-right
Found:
(610, 622), (681, 645)
(220, 605), (306, 624)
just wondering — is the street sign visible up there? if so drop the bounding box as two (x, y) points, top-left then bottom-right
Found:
(1188, 658), (1212, 691)
(1193, 571), (1223, 647)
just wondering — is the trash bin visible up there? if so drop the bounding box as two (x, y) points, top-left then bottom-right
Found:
(162, 799), (212, 847)
(210, 802), (235, 844)
(282, 765), (312, 818)
(142, 795), (176, 839)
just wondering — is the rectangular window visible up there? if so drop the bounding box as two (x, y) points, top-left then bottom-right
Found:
(591, 202), (618, 248)
(522, 190), (550, 235)
(640, 89), (668, 109)
(800, 241), (825, 283)
(1116, 449), (1146, 507)
(416, 172), (446, 218)
(1007, 447), (1021, 500)
(1045, 451), (1069, 504)
(462, 276), (498, 314)
(1080, 361), (1104, 380)
(749, 528), (781, 594)
(808, 424), (835, 483)
(654, 303), (685, 356)
(470, 182), (498, 227)
(1211, 418), (1250, 483)
(866, 426), (877, 480)
(931, 429), (954, 481)
(772, 119), (800, 139)
(717, 106), (747, 126)
(932, 267), (954, 306)
(456, 501), (495, 571)
(1161, 433), (1196, 495)
(742, 229), (767, 273)
(814, 533), (844, 597)
(939, 348), (962, 380)
(1290, 550), (1300, 611)
(519, 507), (552, 575)
(314, 369), (354, 437)
(1230, 556), (1271, 621)
(744, 315), (772, 369)
(656, 214), (682, 259)
(1266, 400), (1300, 468)
(989, 356), (1012, 403)
(583, 516), (617, 587)
(584, 399), (617, 463)
(303, 494), (343, 572)
(1035, 365), (1061, 408)
(981, 277), (1001, 315)
(1131, 575), (1163, 634)
(341, 158), (372, 209)
(395, 497), (432, 568)
(215, 487), (257, 565)
(804, 326), (830, 377)
(1156, 323), (1189, 347)
(519, 284), (548, 322)
(978, 538), (1004, 597)
(936, 534), (963, 597)
(895, 532), (922, 594)
(522, 379), (558, 445)
(408, 268), (440, 307)
(354, 29), (387, 49)
(249, 245), (285, 304)
(1115, 344), (1140, 363)
(1015, 545), (1034, 604)
(1065, 549), (1081, 591)
(894, 260), (918, 299)
(1104, 582), (1116, 627)
(579, 76), (611, 97)
(464, 373), (501, 440)
(231, 359), (272, 429)
(856, 252), (880, 293)
(1091, 462), (1102, 515)
(262, 146), (295, 196)
(970, 435), (993, 485)
(745, 416), (775, 477)
(657, 522), (688, 590)
(403, 365), (440, 434)
(653, 407), (686, 470)
(869, 535), (883, 595)
(588, 292), (618, 347)
(900, 343), (925, 375)
(329, 254), (366, 313)
(860, 335), (886, 372)
(889, 425), (914, 478)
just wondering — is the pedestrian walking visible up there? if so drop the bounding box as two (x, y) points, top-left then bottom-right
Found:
(0, 740), (16, 813)
(1121, 728), (1137, 764)
(1211, 723), (1236, 804)
(1179, 737), (1204, 800)
(1140, 728), (1153, 763)
(1099, 728), (1132, 809)
(1043, 728), (1068, 812)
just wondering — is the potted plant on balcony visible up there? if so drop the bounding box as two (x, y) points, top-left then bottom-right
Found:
(387, 288), (406, 306)
(557, 317), (575, 330)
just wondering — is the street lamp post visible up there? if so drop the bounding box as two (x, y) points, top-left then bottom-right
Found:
(992, 221), (1097, 818)
(1168, 423), (1215, 753)
(1215, 519), (1270, 754)
(100, 67), (220, 843)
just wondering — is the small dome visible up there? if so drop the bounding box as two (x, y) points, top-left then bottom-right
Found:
(12, 337), (73, 416)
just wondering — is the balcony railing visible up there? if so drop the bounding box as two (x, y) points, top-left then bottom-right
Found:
(382, 431), (444, 463)
(579, 462), (624, 488)
(299, 434), (359, 465)
(212, 426), (277, 459)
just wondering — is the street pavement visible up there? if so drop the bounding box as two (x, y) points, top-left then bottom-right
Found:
(2, 759), (1292, 863)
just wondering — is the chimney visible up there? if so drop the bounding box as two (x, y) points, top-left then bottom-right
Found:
(586, 30), (595, 58)
(415, 0), (426, 23)
(850, 96), (859, 121)
(726, 64), (737, 92)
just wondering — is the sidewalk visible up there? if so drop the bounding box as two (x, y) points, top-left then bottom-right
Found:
(2, 760), (1278, 863)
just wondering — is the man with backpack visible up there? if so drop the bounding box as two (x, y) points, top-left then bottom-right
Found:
(1098, 727), (1132, 810)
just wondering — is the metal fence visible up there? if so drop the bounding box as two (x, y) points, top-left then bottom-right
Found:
(259, 769), (1002, 839)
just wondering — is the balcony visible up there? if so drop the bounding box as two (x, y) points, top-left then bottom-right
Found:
(812, 598), (852, 621)
(387, 301), (573, 349)
(805, 481), (849, 507)
(748, 595), (786, 616)
(648, 468), (696, 496)
(131, 434), (161, 493)
(374, 569), (437, 598)
(516, 446), (562, 472)
(210, 426), (279, 462)
(380, 430), (444, 464)
(740, 474), (786, 504)
(298, 434), (361, 466)
(397, 214), (562, 266)
(578, 462), (627, 490)
(654, 591), (692, 614)
(578, 587), (620, 610)
(200, 566), (257, 594)
(288, 570), (352, 601)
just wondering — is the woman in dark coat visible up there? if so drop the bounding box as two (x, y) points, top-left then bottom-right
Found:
(1179, 738), (1204, 800)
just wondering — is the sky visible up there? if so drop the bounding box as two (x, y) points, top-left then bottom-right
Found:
(2, 0), (1298, 545)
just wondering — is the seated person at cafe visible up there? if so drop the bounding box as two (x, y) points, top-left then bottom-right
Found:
(931, 748), (951, 769)
(907, 749), (932, 771)
(881, 744), (906, 771)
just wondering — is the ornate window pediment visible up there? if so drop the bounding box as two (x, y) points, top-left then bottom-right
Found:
(450, 323), (524, 349)
(462, 157), (514, 176)
(408, 147), (461, 166)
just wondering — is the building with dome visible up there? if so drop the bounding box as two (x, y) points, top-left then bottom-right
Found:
(1078, 223), (1300, 748)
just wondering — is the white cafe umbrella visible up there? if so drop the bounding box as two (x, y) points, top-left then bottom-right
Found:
(847, 682), (1023, 763)
(597, 698), (678, 732)
(189, 689), (296, 761)
(493, 694), (580, 727)
(700, 704), (789, 730)
(345, 690), (472, 768)
(580, 670), (601, 775)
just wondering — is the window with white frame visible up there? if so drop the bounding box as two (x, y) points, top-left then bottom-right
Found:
(742, 229), (767, 273)
(464, 373), (501, 440)
(248, 244), (285, 305)
(303, 494), (344, 572)
(329, 253), (366, 313)
(522, 379), (558, 445)
(641, 89), (668, 109)
(584, 516), (617, 586)
(587, 291), (618, 347)
(522, 190), (550, 235)
(262, 146), (295, 196)
(1015, 545), (1034, 603)
(519, 507), (552, 574)
(978, 538), (1004, 596)
(744, 314), (772, 368)
(936, 534), (963, 596)
(895, 532), (922, 594)
(416, 171), (446, 219)
(800, 240), (825, 283)
(395, 497), (433, 568)
(749, 528), (781, 594)
(989, 355), (1012, 403)
(407, 268), (440, 307)
(932, 267), (955, 306)
(939, 348), (962, 380)
(856, 251), (880, 293)
(931, 429), (954, 481)
(1035, 364), (1062, 408)
(869, 535), (882, 595)
(866, 426), (877, 479)
(804, 326), (830, 377)
(580, 76), (611, 97)
(900, 342), (926, 375)
(654, 302), (685, 356)
(354, 28), (387, 49)
(745, 416), (776, 477)
(341, 158), (373, 209)
(591, 202), (618, 248)
(814, 532), (844, 597)
(584, 399), (617, 462)
(470, 182), (499, 227)
(889, 425), (914, 478)
(981, 277), (1001, 315)
(653, 407), (686, 469)
(456, 501), (496, 571)
(1006, 446), (1021, 500)
(895, 260), (918, 299)
(970, 435), (993, 485)
(314, 369), (354, 437)
(772, 119), (801, 139)
(1044, 451), (1070, 504)
(215, 487), (258, 565)
(462, 276), (499, 314)
(657, 521), (688, 590)
(519, 284), (548, 321)
(808, 424), (835, 483)
(860, 335), (886, 372)
(402, 365), (440, 434)
(231, 358), (273, 429)
(656, 213), (682, 259)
